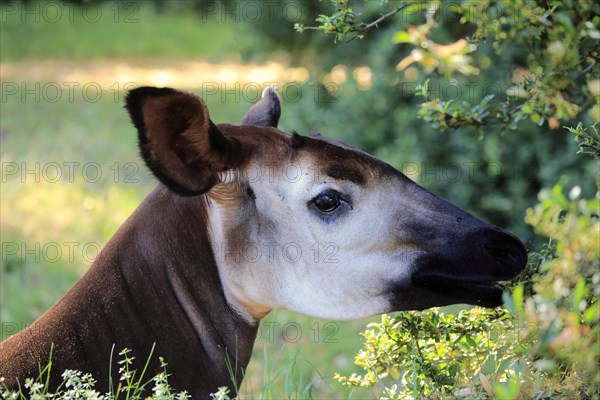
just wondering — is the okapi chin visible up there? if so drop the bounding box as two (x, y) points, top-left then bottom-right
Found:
(0, 86), (526, 397)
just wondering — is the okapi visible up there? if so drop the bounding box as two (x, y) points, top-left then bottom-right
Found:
(0, 86), (526, 397)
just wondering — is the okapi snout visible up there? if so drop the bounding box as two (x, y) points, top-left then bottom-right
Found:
(380, 175), (527, 310)
(406, 224), (527, 309)
(483, 228), (528, 277)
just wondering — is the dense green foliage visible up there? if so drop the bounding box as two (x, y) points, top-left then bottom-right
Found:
(296, 1), (599, 130)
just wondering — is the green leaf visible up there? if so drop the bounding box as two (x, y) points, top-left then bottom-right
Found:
(511, 285), (524, 316)
(493, 378), (521, 400)
(393, 31), (412, 43)
(583, 303), (599, 324)
(465, 335), (477, 347)
(530, 112), (542, 125)
(550, 183), (569, 209)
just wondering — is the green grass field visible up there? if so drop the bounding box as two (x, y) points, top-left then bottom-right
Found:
(1, 2), (243, 62)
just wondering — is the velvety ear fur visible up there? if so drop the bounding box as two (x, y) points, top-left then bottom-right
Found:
(241, 87), (281, 127)
(125, 87), (244, 196)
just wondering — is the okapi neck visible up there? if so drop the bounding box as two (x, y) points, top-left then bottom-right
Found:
(1, 185), (259, 397)
(107, 184), (258, 395)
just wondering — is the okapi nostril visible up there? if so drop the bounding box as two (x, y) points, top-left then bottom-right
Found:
(485, 240), (527, 272)
(486, 246), (513, 262)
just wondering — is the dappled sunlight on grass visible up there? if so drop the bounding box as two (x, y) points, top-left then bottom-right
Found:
(0, 59), (310, 91)
(1, 180), (143, 249)
(0, 178), (145, 334)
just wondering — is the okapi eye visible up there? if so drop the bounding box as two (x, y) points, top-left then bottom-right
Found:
(313, 191), (341, 213)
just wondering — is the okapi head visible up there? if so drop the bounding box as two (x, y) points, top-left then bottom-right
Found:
(127, 86), (527, 322)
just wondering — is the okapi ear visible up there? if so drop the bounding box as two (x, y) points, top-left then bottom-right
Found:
(125, 87), (247, 196)
(241, 87), (281, 127)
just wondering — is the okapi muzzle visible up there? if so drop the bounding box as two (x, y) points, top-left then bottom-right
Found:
(0, 86), (526, 398)
(386, 173), (527, 310)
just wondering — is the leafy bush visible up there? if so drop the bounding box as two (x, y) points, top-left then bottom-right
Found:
(296, 0), (599, 132)
(334, 308), (524, 398)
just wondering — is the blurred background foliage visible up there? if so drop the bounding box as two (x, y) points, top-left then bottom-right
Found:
(1, 0), (598, 398)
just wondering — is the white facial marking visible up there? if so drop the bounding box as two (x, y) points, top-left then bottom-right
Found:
(206, 154), (419, 323)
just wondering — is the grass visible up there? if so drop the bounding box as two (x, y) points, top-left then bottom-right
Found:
(241, 311), (379, 398)
(0, 341), (377, 399)
(0, 1), (242, 62)
(0, 88), (376, 398)
(0, 344), (192, 399)
(0, 90), (149, 331)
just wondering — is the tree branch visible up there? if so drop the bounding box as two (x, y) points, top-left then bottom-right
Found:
(356, 4), (410, 35)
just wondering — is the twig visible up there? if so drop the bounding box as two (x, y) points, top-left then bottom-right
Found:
(357, 4), (410, 35)
(576, 58), (597, 80)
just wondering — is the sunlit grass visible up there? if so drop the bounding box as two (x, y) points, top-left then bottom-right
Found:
(0, 175), (146, 334)
(240, 311), (379, 398)
(0, 1), (241, 62)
